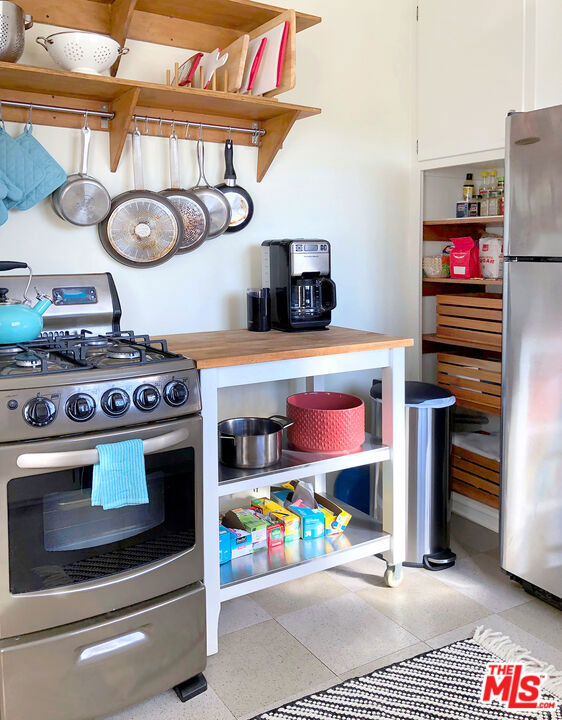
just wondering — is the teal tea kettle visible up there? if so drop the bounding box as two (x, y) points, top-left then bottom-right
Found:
(0, 262), (52, 345)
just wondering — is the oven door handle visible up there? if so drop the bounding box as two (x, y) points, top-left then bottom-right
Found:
(16, 428), (190, 470)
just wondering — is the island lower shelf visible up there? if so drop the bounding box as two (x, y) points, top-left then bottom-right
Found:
(220, 498), (390, 600)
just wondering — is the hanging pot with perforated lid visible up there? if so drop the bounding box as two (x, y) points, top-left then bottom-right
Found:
(98, 128), (183, 267)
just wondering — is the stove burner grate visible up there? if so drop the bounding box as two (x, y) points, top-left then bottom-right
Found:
(60, 530), (195, 585)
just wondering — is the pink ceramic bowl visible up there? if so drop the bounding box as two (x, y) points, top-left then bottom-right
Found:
(286, 392), (365, 454)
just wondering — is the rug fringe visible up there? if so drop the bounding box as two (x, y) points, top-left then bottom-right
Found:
(472, 626), (562, 700)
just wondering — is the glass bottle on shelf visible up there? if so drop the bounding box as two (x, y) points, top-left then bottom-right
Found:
(462, 173), (475, 201)
(488, 170), (499, 215)
(497, 176), (505, 215)
(480, 171), (490, 216)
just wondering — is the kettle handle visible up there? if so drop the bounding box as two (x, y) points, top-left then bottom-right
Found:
(0, 263), (32, 305)
(0, 262), (28, 272)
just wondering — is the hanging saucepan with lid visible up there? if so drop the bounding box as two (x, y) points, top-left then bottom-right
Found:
(0, 262), (52, 344)
(98, 124), (183, 267)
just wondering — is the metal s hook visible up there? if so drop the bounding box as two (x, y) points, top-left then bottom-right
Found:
(199, 123), (203, 141)
(171, 120), (177, 140)
(27, 103), (33, 128)
(144, 116), (149, 135)
(185, 122), (191, 141)
(133, 116), (140, 137)
(158, 117), (163, 136)
(228, 126), (232, 141)
(83, 110), (89, 130)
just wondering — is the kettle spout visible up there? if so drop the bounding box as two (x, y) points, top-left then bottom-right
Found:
(32, 295), (52, 316)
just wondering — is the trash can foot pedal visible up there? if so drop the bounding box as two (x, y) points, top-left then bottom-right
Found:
(423, 549), (456, 571)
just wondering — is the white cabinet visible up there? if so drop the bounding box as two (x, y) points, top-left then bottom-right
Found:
(534, 0), (562, 109)
(417, 0), (525, 161)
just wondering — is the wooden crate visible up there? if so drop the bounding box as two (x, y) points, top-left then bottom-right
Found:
(451, 446), (500, 509)
(437, 353), (502, 415)
(436, 293), (503, 349)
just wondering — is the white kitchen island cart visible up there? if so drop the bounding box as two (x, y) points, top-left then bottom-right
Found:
(166, 327), (413, 655)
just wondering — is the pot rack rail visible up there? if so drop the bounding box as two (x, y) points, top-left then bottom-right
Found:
(0, 99), (266, 145)
(132, 114), (265, 145)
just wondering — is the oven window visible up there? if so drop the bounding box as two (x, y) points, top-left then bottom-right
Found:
(8, 448), (195, 593)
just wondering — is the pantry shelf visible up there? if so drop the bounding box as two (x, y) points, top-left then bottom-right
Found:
(424, 216), (504, 226)
(422, 333), (503, 354)
(0, 62), (320, 179)
(220, 498), (391, 600)
(423, 216), (504, 243)
(218, 434), (390, 497)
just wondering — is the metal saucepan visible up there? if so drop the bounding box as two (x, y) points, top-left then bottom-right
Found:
(216, 138), (254, 233)
(160, 125), (210, 253)
(191, 130), (231, 239)
(218, 415), (293, 469)
(98, 127), (183, 267)
(52, 117), (111, 226)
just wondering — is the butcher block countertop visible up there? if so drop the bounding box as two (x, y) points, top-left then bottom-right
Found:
(162, 326), (414, 369)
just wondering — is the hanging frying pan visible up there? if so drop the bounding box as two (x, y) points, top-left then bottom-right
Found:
(52, 117), (111, 226)
(98, 128), (183, 268)
(161, 125), (210, 253)
(191, 131), (231, 239)
(216, 138), (254, 233)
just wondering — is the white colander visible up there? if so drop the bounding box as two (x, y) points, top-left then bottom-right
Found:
(36, 30), (129, 75)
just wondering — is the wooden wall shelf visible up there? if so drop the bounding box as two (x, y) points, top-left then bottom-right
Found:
(0, 62), (320, 179)
(20, 0), (321, 55)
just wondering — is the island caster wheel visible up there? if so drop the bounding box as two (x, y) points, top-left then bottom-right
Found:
(384, 564), (403, 588)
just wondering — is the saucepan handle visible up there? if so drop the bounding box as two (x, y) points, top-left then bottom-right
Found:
(24, 14), (33, 30)
(269, 414), (294, 430)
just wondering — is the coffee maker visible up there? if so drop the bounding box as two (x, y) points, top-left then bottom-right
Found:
(261, 240), (337, 331)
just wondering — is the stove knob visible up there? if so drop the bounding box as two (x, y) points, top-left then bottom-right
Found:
(23, 397), (57, 427)
(66, 393), (96, 422)
(133, 384), (161, 412)
(164, 380), (189, 407)
(101, 388), (130, 417)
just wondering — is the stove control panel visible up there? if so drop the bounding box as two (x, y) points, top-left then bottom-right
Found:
(2, 366), (201, 442)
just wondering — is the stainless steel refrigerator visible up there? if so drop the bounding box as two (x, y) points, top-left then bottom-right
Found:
(501, 103), (562, 607)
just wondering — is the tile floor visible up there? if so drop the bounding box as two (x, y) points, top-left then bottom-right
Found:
(105, 514), (561, 720)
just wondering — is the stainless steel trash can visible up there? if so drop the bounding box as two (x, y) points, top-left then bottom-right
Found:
(370, 381), (457, 571)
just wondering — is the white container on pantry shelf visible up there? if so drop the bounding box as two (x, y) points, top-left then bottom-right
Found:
(479, 236), (504, 278)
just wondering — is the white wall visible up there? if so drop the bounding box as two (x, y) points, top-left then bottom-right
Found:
(1, 1), (417, 418)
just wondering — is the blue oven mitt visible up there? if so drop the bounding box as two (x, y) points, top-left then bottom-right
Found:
(0, 168), (24, 225)
(13, 123), (66, 210)
(0, 121), (46, 211)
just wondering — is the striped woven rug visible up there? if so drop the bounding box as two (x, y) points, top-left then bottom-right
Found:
(253, 627), (562, 720)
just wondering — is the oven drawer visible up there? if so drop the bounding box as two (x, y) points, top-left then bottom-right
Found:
(0, 583), (205, 720)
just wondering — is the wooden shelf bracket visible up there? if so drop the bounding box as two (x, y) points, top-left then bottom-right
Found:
(109, 87), (140, 172)
(110, 0), (139, 76)
(257, 110), (300, 182)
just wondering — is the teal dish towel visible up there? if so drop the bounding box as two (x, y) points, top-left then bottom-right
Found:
(92, 439), (149, 510)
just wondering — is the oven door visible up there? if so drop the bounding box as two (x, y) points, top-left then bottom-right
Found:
(0, 416), (202, 638)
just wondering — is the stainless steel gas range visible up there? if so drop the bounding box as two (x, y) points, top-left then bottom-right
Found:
(0, 273), (205, 720)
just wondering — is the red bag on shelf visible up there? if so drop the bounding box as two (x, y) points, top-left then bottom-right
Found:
(448, 236), (480, 279)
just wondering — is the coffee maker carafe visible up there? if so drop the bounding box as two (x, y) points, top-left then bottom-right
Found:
(262, 240), (337, 331)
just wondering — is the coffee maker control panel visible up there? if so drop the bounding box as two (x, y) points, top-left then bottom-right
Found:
(290, 241), (330, 276)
